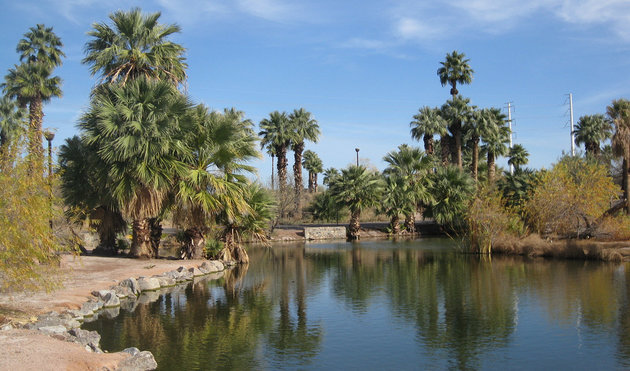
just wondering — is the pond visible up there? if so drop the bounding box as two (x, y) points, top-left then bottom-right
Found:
(83, 238), (630, 370)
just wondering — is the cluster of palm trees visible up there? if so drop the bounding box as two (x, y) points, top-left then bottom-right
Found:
(258, 108), (320, 219)
(54, 8), (274, 262)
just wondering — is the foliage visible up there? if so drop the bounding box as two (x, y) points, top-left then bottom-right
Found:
(329, 166), (384, 214)
(526, 156), (620, 237)
(507, 144), (529, 170)
(83, 8), (187, 86)
(573, 114), (611, 156)
(0, 95), (26, 159)
(204, 238), (224, 259)
(410, 106), (447, 155)
(496, 168), (541, 212)
(437, 50), (474, 96)
(466, 187), (527, 254)
(308, 190), (347, 223)
(597, 215), (630, 241)
(0, 140), (74, 291)
(426, 166), (475, 229)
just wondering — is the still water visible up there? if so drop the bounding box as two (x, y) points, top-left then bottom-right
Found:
(84, 238), (630, 370)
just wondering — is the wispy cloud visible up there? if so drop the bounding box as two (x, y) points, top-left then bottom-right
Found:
(236, 0), (304, 23)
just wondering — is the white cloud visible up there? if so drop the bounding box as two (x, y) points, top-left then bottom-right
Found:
(340, 38), (388, 50)
(557, 0), (630, 40)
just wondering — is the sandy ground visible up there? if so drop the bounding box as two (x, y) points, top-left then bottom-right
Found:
(0, 255), (207, 370)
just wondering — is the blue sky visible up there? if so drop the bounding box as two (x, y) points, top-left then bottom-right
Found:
(2, 0), (630, 184)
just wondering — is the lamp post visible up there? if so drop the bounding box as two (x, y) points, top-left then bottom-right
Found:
(44, 130), (55, 230)
(355, 148), (359, 166)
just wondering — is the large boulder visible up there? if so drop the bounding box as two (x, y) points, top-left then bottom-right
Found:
(137, 277), (161, 292)
(153, 275), (176, 288)
(80, 301), (101, 317)
(102, 292), (121, 308)
(188, 267), (204, 277)
(69, 328), (101, 352)
(117, 350), (158, 371)
(175, 267), (194, 281)
(119, 278), (141, 296)
(199, 260), (224, 273)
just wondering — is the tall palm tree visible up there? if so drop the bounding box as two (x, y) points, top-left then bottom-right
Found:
(17, 24), (65, 68)
(441, 96), (474, 169)
(437, 50), (474, 98)
(2, 62), (62, 164)
(410, 106), (448, 157)
(507, 144), (529, 171)
(465, 107), (496, 181)
(79, 78), (192, 258)
(259, 111), (292, 191)
(607, 99), (630, 213)
(380, 175), (407, 235)
(264, 145), (276, 189)
(289, 108), (320, 218)
(302, 150), (323, 193)
(383, 144), (433, 233)
(481, 108), (509, 182)
(573, 114), (612, 157)
(329, 165), (384, 239)
(323, 167), (339, 187)
(83, 8), (187, 86)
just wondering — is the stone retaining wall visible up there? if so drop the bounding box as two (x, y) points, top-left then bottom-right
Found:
(304, 226), (347, 240)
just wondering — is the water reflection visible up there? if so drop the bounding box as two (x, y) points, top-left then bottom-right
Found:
(85, 239), (630, 370)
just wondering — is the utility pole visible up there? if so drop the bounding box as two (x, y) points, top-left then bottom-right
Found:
(569, 93), (575, 156)
(506, 102), (514, 175)
(355, 148), (359, 166)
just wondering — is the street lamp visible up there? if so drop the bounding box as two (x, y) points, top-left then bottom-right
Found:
(44, 130), (55, 230)
(355, 148), (359, 166)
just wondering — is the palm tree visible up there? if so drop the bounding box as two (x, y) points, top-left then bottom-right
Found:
(383, 144), (433, 233)
(2, 62), (62, 164)
(175, 105), (256, 259)
(264, 145), (276, 189)
(607, 99), (630, 213)
(289, 108), (320, 218)
(17, 24), (65, 68)
(302, 150), (323, 193)
(323, 167), (339, 186)
(0, 95), (26, 163)
(427, 166), (475, 228)
(573, 114), (612, 157)
(259, 111), (292, 191)
(465, 107), (497, 181)
(380, 175), (407, 235)
(79, 78), (192, 258)
(329, 165), (384, 239)
(507, 144), (529, 171)
(58, 136), (127, 255)
(410, 106), (448, 157)
(437, 50), (474, 98)
(482, 109), (510, 182)
(441, 96), (474, 169)
(83, 8), (187, 86)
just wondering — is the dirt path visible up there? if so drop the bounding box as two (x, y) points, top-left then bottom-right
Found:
(0, 255), (207, 370)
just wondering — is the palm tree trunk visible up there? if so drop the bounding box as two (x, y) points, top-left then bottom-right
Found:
(452, 122), (462, 169)
(390, 214), (400, 235)
(293, 142), (304, 219)
(440, 135), (450, 166)
(404, 212), (416, 234)
(131, 218), (153, 258)
(471, 138), (479, 181)
(180, 227), (205, 259)
(488, 152), (496, 182)
(148, 218), (162, 258)
(308, 171), (314, 192)
(624, 158), (629, 214)
(276, 145), (288, 190)
(348, 209), (361, 239)
(423, 134), (434, 156)
(314, 173), (318, 193)
(28, 96), (44, 171)
(271, 154), (275, 190)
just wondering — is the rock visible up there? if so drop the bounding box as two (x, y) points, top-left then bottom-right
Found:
(64, 309), (84, 322)
(188, 267), (204, 277)
(153, 275), (176, 287)
(117, 350), (158, 371)
(38, 325), (68, 335)
(80, 301), (101, 317)
(112, 285), (135, 299)
(26, 312), (81, 330)
(92, 289), (115, 300)
(69, 328), (101, 352)
(208, 260), (224, 272)
(119, 278), (141, 296)
(1, 324), (13, 331)
(121, 298), (139, 313)
(175, 267), (193, 281)
(197, 262), (210, 274)
(103, 292), (121, 308)
(123, 347), (140, 356)
(137, 277), (161, 292)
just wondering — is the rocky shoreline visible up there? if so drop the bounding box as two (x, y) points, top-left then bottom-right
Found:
(0, 258), (227, 371)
